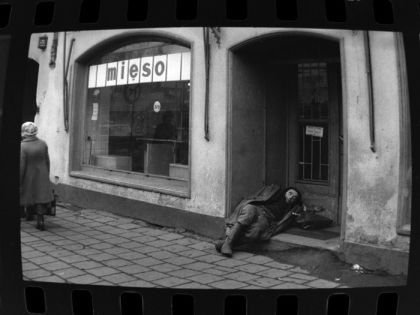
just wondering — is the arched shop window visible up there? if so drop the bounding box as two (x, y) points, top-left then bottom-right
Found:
(83, 41), (191, 181)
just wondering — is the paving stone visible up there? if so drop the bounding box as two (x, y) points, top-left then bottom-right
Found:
(87, 253), (116, 262)
(119, 242), (144, 249)
(65, 234), (90, 241)
(119, 252), (147, 260)
(68, 274), (101, 285)
(145, 240), (173, 248)
(76, 248), (102, 256)
(153, 277), (190, 287)
(21, 236), (41, 243)
(178, 249), (208, 258)
(48, 249), (74, 258)
(22, 250), (45, 259)
(59, 255), (89, 264)
(249, 277), (282, 288)
(280, 277), (308, 284)
(103, 259), (132, 268)
(102, 273), (137, 284)
(88, 266), (119, 277)
(148, 251), (177, 260)
(174, 283), (211, 289)
(289, 274), (318, 281)
(119, 232), (142, 238)
(187, 273), (224, 284)
(164, 256), (196, 266)
(245, 255), (273, 264)
(54, 268), (85, 278)
(264, 261), (294, 269)
(188, 241), (214, 251)
(73, 261), (103, 270)
(78, 238), (102, 246)
(150, 263), (181, 273)
(22, 262), (39, 271)
(289, 267), (310, 274)
(36, 275), (66, 283)
(118, 264), (150, 274)
(52, 239), (78, 246)
(43, 261), (72, 271)
(65, 244), (85, 251)
(136, 271), (168, 281)
(132, 235), (157, 243)
(224, 271), (260, 282)
(141, 228), (166, 236)
(232, 252), (255, 260)
(24, 269), (52, 278)
(257, 269), (291, 279)
(31, 255), (58, 265)
(167, 269), (201, 278)
(132, 245), (161, 254)
(195, 254), (226, 263)
(121, 280), (155, 288)
(183, 262), (214, 271)
(133, 257), (163, 267)
(173, 238), (197, 245)
(104, 247), (132, 255)
(209, 279), (249, 289)
(36, 245), (60, 252)
(164, 244), (192, 253)
(89, 242), (114, 250)
(106, 237), (130, 245)
(214, 259), (247, 268)
(306, 279), (339, 288)
(157, 233), (184, 241)
(119, 223), (140, 230)
(271, 283), (309, 289)
(236, 263), (270, 274)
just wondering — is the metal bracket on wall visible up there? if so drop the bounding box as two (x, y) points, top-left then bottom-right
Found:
(363, 31), (376, 153)
(203, 27), (210, 141)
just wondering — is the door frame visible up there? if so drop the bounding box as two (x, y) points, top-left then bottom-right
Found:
(226, 32), (349, 241)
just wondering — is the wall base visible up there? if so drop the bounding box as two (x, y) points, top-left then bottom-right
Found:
(341, 241), (409, 276)
(55, 183), (225, 239)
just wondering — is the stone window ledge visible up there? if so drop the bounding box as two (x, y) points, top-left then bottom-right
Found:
(70, 166), (189, 199)
(397, 224), (411, 236)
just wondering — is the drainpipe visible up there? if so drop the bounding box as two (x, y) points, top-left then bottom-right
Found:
(363, 31), (376, 153)
(203, 27), (210, 141)
(62, 32), (75, 133)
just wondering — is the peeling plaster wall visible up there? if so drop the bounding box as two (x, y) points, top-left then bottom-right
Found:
(28, 28), (410, 252)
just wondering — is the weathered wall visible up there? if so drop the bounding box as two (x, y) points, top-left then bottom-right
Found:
(28, 28), (410, 253)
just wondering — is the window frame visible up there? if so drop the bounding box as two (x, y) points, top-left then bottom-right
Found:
(69, 34), (193, 198)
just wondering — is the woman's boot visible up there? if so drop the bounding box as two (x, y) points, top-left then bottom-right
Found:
(221, 223), (244, 257)
(214, 239), (225, 252)
(36, 215), (45, 231)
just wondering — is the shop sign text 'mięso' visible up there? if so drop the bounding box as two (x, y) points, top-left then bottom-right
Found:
(88, 52), (191, 88)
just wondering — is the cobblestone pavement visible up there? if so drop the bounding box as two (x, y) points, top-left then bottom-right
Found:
(21, 206), (346, 289)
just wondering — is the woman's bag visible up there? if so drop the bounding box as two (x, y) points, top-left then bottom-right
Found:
(45, 190), (58, 216)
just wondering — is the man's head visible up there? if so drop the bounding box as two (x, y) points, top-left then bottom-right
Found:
(284, 188), (300, 204)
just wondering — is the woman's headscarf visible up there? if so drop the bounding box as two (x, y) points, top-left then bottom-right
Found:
(21, 121), (38, 139)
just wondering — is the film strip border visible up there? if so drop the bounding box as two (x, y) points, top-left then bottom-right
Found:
(1, 0), (420, 315)
(0, 0), (417, 29)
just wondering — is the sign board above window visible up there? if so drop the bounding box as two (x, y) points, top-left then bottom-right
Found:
(88, 52), (191, 88)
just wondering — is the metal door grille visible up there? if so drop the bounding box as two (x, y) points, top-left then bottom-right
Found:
(297, 62), (329, 182)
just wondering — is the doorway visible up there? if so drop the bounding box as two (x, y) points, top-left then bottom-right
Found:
(229, 34), (343, 225)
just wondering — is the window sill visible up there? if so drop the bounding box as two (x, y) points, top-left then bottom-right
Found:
(70, 167), (190, 198)
(397, 224), (411, 236)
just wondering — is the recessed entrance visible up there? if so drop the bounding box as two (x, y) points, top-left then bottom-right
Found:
(229, 34), (343, 227)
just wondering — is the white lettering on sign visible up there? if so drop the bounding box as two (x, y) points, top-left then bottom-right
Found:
(91, 103), (98, 121)
(306, 126), (324, 138)
(88, 52), (190, 88)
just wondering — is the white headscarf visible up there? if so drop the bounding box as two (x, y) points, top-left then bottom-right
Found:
(21, 121), (38, 139)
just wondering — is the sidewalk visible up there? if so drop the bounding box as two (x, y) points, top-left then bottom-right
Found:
(21, 205), (346, 289)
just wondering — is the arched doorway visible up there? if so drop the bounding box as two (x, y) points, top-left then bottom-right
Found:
(22, 59), (39, 124)
(229, 34), (343, 225)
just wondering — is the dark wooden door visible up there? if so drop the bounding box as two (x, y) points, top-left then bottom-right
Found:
(287, 61), (341, 223)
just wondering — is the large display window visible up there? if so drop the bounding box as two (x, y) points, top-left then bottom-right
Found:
(81, 41), (191, 184)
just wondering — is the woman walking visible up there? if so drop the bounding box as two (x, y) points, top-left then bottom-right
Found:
(20, 122), (53, 231)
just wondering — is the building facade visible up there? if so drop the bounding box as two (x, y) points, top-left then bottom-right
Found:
(26, 28), (411, 275)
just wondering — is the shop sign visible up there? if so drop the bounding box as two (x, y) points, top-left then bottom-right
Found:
(88, 52), (191, 88)
(305, 125), (324, 138)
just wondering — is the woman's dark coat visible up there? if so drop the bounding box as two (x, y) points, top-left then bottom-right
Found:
(20, 137), (53, 206)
